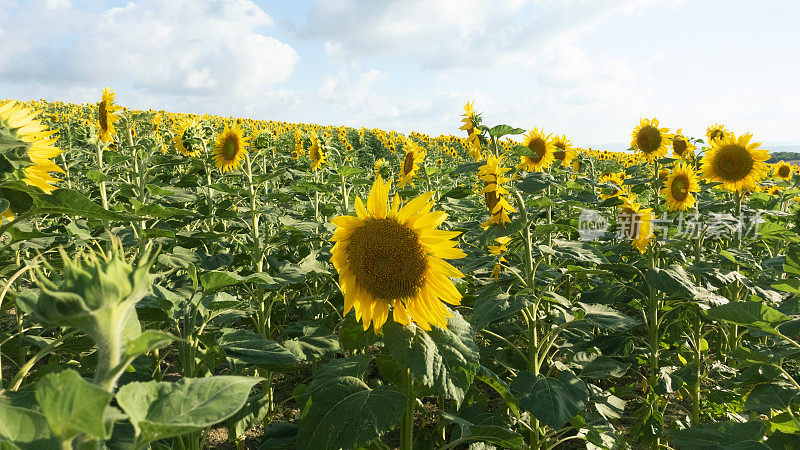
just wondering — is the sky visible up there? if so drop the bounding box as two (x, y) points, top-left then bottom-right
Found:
(1, 0), (798, 149)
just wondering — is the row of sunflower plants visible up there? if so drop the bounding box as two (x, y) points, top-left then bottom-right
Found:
(1, 91), (800, 449)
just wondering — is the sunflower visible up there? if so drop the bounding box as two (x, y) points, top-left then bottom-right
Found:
(661, 162), (700, 211)
(398, 139), (426, 188)
(705, 123), (727, 144)
(671, 129), (696, 159)
(98, 88), (121, 143)
(212, 125), (249, 172)
(173, 119), (202, 157)
(551, 134), (577, 166)
(617, 195), (653, 253)
(309, 133), (327, 171)
(460, 101), (482, 160)
(330, 175), (465, 332)
(479, 155), (516, 227)
(0, 100), (64, 193)
(630, 117), (670, 161)
(700, 132), (770, 192)
(774, 161), (793, 181)
(598, 172), (626, 200)
(517, 128), (554, 172)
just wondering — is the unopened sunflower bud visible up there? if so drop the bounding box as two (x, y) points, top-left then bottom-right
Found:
(33, 240), (156, 389)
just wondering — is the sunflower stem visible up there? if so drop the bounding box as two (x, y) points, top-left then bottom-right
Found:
(96, 142), (109, 211)
(399, 368), (415, 450)
(513, 190), (534, 287)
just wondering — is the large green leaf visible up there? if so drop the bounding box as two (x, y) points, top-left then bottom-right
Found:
(487, 124), (526, 138)
(296, 376), (405, 450)
(579, 303), (639, 331)
(217, 329), (300, 370)
(0, 401), (57, 449)
(33, 188), (134, 221)
(510, 370), (589, 430)
(745, 383), (799, 414)
(282, 325), (341, 361)
(35, 369), (112, 441)
(645, 265), (728, 308)
(382, 311), (479, 405)
(116, 376), (260, 445)
(472, 287), (530, 327)
(673, 421), (768, 449)
(199, 270), (243, 292)
(706, 301), (790, 334)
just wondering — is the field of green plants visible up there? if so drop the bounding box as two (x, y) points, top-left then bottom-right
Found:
(2, 93), (800, 449)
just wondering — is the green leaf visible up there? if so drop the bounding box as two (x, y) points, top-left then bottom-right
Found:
(116, 376), (260, 445)
(35, 369), (112, 441)
(511, 370), (589, 430)
(382, 311), (479, 405)
(338, 315), (379, 351)
(745, 383), (799, 414)
(579, 303), (639, 331)
(706, 301), (790, 334)
(124, 330), (176, 359)
(441, 186), (474, 200)
(461, 425), (525, 449)
(516, 172), (554, 194)
(296, 376), (406, 450)
(217, 329), (300, 370)
(550, 239), (608, 265)
(572, 353), (630, 379)
(0, 401), (57, 449)
(673, 421), (768, 449)
(472, 288), (531, 327)
(645, 265), (729, 308)
(488, 125), (526, 138)
(257, 422), (297, 450)
(283, 325), (341, 361)
(199, 270), (243, 292)
(227, 392), (271, 441)
(33, 188), (134, 221)
(772, 278), (800, 294)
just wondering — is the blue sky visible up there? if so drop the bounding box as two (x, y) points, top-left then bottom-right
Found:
(1, 0), (798, 148)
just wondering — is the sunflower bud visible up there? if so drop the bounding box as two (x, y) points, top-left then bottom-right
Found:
(33, 240), (156, 389)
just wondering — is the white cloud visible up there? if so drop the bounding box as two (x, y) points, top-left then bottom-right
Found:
(304, 0), (678, 70)
(0, 0), (298, 97)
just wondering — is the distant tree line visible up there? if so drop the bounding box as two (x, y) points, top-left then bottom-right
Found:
(768, 151), (800, 164)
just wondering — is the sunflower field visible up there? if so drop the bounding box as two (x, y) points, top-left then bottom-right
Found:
(2, 91), (800, 450)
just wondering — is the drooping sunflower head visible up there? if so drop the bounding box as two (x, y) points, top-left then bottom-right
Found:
(630, 117), (671, 160)
(478, 155), (516, 227)
(329, 175), (465, 332)
(309, 133), (327, 171)
(551, 134), (577, 165)
(700, 132), (770, 192)
(459, 101), (481, 136)
(617, 195), (653, 253)
(212, 124), (249, 173)
(774, 161), (793, 181)
(98, 88), (121, 143)
(0, 100), (64, 194)
(661, 162), (700, 211)
(705, 123), (727, 144)
(173, 119), (202, 157)
(671, 129), (696, 159)
(518, 128), (554, 172)
(398, 139), (426, 188)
